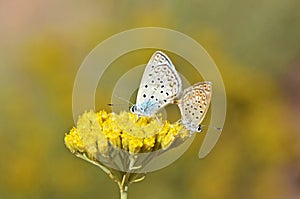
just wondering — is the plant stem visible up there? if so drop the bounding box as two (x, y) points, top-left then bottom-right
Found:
(119, 173), (129, 199)
(120, 185), (128, 199)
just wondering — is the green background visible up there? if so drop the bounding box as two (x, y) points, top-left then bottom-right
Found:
(1, 1), (300, 199)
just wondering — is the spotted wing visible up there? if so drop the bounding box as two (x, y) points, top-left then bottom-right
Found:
(135, 51), (182, 115)
(178, 82), (212, 131)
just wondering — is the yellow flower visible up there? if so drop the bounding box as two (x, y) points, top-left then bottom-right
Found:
(64, 110), (190, 198)
(65, 110), (188, 155)
(64, 127), (85, 153)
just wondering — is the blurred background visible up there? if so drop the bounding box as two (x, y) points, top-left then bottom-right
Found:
(1, 1), (300, 199)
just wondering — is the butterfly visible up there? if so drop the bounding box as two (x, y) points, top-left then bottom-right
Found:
(130, 51), (182, 116)
(175, 81), (212, 133)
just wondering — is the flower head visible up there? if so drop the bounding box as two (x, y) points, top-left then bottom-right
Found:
(65, 110), (189, 155)
(64, 110), (190, 196)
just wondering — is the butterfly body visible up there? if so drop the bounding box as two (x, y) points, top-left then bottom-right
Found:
(131, 98), (158, 116)
(177, 81), (212, 133)
(131, 51), (182, 116)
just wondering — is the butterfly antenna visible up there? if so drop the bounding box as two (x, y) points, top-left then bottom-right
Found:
(107, 103), (128, 106)
(110, 94), (134, 106)
(201, 124), (222, 131)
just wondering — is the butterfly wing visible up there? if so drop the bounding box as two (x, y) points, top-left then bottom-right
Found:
(135, 51), (182, 116)
(178, 81), (212, 132)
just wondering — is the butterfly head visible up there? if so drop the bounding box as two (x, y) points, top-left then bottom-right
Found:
(130, 104), (150, 116)
(130, 99), (159, 117)
(130, 105), (138, 113)
(196, 124), (202, 133)
(181, 119), (203, 134)
(188, 124), (203, 133)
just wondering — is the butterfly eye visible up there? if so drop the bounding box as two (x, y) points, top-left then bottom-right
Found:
(130, 105), (136, 113)
(196, 125), (202, 132)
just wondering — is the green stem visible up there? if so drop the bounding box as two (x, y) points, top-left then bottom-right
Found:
(119, 173), (129, 199)
(120, 185), (128, 199)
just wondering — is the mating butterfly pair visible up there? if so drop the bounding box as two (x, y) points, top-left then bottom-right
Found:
(130, 51), (212, 133)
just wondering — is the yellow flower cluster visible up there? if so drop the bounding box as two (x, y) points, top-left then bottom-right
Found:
(64, 127), (85, 153)
(64, 110), (189, 158)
